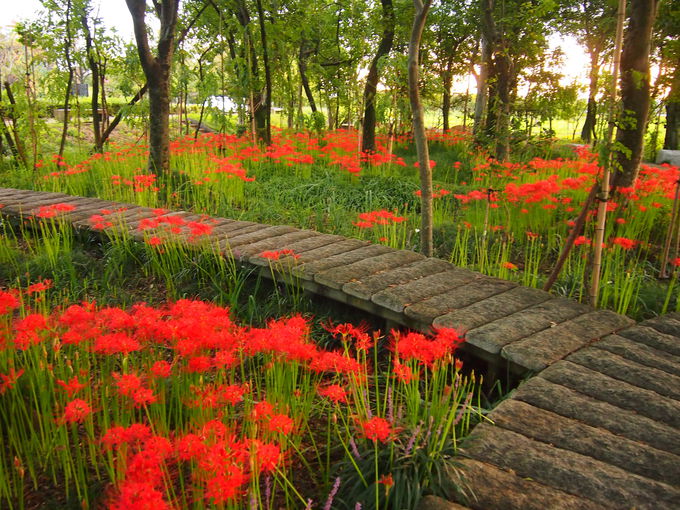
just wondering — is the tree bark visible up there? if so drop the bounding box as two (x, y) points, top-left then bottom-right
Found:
(442, 55), (454, 132)
(125, 0), (180, 174)
(82, 12), (102, 152)
(664, 68), (679, 150)
(580, 48), (600, 143)
(409, 0), (433, 257)
(58, 0), (74, 157)
(361, 0), (394, 153)
(612, 0), (659, 190)
(298, 42), (317, 112)
(255, 0), (272, 145)
(473, 36), (490, 136)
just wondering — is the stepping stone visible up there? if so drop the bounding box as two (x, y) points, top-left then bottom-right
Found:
(513, 376), (680, 456)
(451, 458), (606, 510)
(539, 361), (680, 428)
(343, 258), (453, 300)
(489, 399), (680, 486)
(463, 297), (589, 356)
(462, 423), (680, 509)
(371, 267), (481, 313)
(502, 310), (634, 371)
(314, 250), (424, 290)
(221, 225), (297, 250)
(594, 334), (680, 377)
(619, 325), (680, 356)
(293, 242), (386, 280)
(404, 278), (515, 324)
(235, 230), (321, 260)
(249, 234), (345, 266)
(433, 286), (550, 331)
(566, 347), (680, 400)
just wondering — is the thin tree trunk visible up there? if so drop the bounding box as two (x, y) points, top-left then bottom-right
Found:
(3, 82), (27, 166)
(665, 67), (679, 149)
(589, 0), (626, 306)
(473, 37), (490, 136)
(361, 0), (394, 153)
(58, 0), (74, 157)
(82, 12), (102, 152)
(611, 0), (659, 190)
(255, 0), (272, 144)
(298, 42), (317, 113)
(580, 48), (600, 143)
(409, 0), (433, 257)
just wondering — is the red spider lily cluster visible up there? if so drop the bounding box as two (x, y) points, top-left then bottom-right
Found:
(353, 210), (406, 229)
(0, 277), (471, 508)
(34, 202), (77, 218)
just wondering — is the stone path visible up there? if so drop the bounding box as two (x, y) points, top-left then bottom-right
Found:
(450, 314), (680, 509)
(1, 187), (678, 509)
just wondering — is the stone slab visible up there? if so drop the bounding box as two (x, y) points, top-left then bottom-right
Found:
(371, 267), (482, 313)
(513, 376), (680, 455)
(566, 347), (680, 400)
(314, 250), (424, 290)
(404, 278), (516, 324)
(294, 243), (391, 280)
(294, 238), (370, 264)
(233, 230), (320, 259)
(656, 149), (680, 166)
(619, 324), (680, 356)
(3, 195), (85, 215)
(220, 225), (298, 250)
(451, 458), (607, 510)
(342, 258), (453, 300)
(462, 423), (680, 509)
(502, 310), (634, 371)
(464, 297), (590, 356)
(489, 399), (680, 486)
(248, 234), (345, 266)
(433, 286), (551, 332)
(594, 334), (680, 377)
(539, 361), (680, 428)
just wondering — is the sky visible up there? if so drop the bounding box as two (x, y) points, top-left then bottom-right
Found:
(1, 1), (591, 94)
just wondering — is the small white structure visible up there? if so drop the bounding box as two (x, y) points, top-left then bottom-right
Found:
(657, 150), (680, 167)
(207, 96), (237, 113)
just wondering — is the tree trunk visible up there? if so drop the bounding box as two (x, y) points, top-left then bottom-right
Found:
(255, 0), (271, 145)
(361, 0), (394, 153)
(580, 48), (600, 143)
(473, 37), (490, 136)
(298, 42), (317, 113)
(665, 69), (679, 150)
(442, 60), (453, 132)
(58, 0), (74, 157)
(612, 0), (659, 190)
(409, 0), (433, 257)
(82, 13), (102, 152)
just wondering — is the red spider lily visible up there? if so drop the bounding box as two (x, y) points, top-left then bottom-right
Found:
(101, 423), (152, 450)
(378, 473), (394, 487)
(109, 481), (169, 510)
(0, 290), (20, 315)
(611, 237), (636, 250)
(113, 372), (157, 407)
(150, 360), (172, 378)
(393, 359), (417, 384)
(56, 376), (86, 397)
(89, 214), (113, 230)
(317, 384), (348, 404)
(93, 332), (142, 355)
(249, 440), (282, 474)
(13, 313), (50, 350)
(502, 261), (518, 270)
(146, 236), (163, 247)
(265, 413), (295, 435)
(0, 368), (24, 394)
(391, 328), (463, 369)
(35, 203), (77, 218)
(359, 416), (394, 443)
(26, 279), (53, 294)
(60, 398), (92, 424)
(259, 249), (300, 260)
(574, 235), (592, 246)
